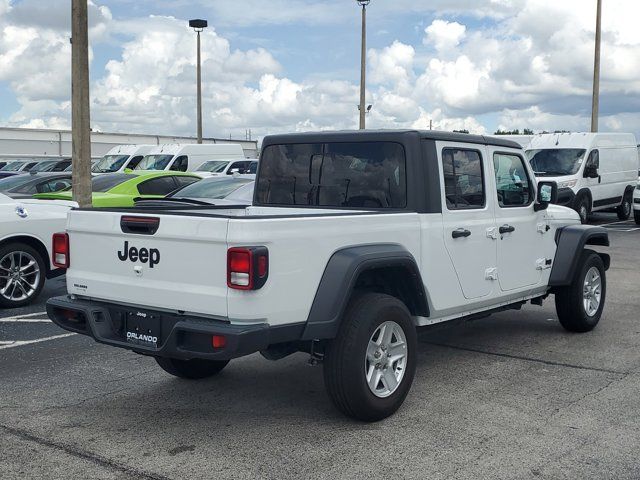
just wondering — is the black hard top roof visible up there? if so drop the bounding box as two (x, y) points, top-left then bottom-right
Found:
(262, 129), (522, 149)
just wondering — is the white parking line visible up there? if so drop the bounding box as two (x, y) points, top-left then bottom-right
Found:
(0, 333), (76, 350)
(0, 318), (52, 323)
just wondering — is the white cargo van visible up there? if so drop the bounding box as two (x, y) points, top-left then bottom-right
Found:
(92, 145), (155, 174)
(134, 144), (245, 172)
(526, 133), (638, 223)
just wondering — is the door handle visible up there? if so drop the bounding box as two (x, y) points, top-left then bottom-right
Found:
(499, 224), (516, 234)
(452, 228), (471, 239)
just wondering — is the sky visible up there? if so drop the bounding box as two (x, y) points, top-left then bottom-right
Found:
(0, 0), (639, 142)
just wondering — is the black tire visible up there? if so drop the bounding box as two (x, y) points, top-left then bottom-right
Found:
(617, 189), (633, 220)
(0, 242), (46, 308)
(323, 293), (417, 422)
(634, 209), (640, 225)
(155, 357), (229, 379)
(555, 250), (606, 333)
(575, 195), (590, 224)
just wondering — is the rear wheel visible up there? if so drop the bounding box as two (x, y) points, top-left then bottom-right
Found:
(0, 243), (46, 308)
(616, 190), (633, 220)
(155, 357), (229, 379)
(555, 250), (606, 333)
(323, 293), (417, 422)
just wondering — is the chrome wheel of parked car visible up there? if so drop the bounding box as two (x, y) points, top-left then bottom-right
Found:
(0, 250), (41, 303)
(365, 320), (408, 398)
(583, 266), (602, 317)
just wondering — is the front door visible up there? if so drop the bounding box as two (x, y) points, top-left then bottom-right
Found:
(491, 150), (543, 291)
(439, 143), (497, 300)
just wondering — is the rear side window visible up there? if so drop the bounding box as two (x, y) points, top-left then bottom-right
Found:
(137, 176), (179, 195)
(442, 148), (485, 210)
(255, 142), (406, 208)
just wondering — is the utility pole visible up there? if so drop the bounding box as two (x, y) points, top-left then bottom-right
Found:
(591, 0), (602, 132)
(71, 0), (92, 208)
(357, 1), (370, 130)
(189, 19), (208, 143)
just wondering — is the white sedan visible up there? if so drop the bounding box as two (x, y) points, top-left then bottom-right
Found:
(0, 193), (76, 308)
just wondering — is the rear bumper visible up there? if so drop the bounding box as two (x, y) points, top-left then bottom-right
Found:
(46, 296), (304, 361)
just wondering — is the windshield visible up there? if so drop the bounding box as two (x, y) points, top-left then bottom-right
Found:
(135, 154), (174, 170)
(1, 162), (25, 171)
(92, 155), (130, 173)
(195, 160), (230, 173)
(225, 182), (254, 202)
(170, 177), (251, 199)
(91, 174), (132, 192)
(0, 175), (35, 191)
(526, 149), (586, 176)
(29, 161), (57, 172)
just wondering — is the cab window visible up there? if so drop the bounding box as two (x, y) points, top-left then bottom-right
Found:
(493, 153), (533, 207)
(442, 148), (485, 210)
(170, 155), (188, 172)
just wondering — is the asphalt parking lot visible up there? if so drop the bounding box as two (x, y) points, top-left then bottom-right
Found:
(1, 212), (639, 480)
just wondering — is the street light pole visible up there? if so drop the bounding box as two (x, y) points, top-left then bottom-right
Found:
(357, 1), (370, 130)
(71, 0), (92, 208)
(591, 0), (602, 132)
(189, 19), (208, 143)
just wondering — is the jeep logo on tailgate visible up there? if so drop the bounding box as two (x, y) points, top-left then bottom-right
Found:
(117, 241), (160, 268)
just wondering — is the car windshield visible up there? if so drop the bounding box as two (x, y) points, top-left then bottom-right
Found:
(1, 162), (25, 171)
(0, 175), (36, 191)
(135, 155), (174, 170)
(526, 149), (587, 176)
(91, 174), (132, 192)
(169, 177), (252, 199)
(225, 181), (254, 202)
(29, 161), (58, 172)
(195, 160), (230, 173)
(92, 155), (130, 173)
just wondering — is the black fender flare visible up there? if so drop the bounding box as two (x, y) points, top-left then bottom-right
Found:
(549, 225), (610, 287)
(301, 244), (428, 341)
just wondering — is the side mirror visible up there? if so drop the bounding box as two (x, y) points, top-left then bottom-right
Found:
(584, 165), (599, 178)
(534, 181), (557, 212)
(228, 168), (240, 175)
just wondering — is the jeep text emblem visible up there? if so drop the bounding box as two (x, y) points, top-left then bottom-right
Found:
(117, 241), (160, 268)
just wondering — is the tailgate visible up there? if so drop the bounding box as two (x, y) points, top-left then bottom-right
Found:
(65, 210), (229, 317)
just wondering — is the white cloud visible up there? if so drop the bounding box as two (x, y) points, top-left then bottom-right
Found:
(424, 20), (466, 52)
(1, 0), (640, 140)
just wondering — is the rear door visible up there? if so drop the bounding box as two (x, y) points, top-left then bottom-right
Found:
(490, 149), (543, 291)
(439, 142), (497, 300)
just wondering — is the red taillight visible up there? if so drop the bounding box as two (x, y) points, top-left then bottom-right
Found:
(52, 232), (69, 269)
(212, 335), (227, 349)
(227, 247), (269, 290)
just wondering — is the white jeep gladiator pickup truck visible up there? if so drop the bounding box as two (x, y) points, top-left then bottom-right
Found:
(47, 130), (610, 421)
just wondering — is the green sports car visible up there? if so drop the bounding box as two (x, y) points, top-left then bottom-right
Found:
(33, 171), (201, 207)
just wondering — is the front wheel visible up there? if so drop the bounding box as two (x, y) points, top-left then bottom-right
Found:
(323, 293), (417, 422)
(616, 190), (633, 220)
(155, 357), (229, 379)
(0, 243), (46, 308)
(575, 195), (590, 224)
(555, 250), (606, 332)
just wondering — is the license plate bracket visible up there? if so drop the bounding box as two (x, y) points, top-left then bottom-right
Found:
(125, 310), (161, 347)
